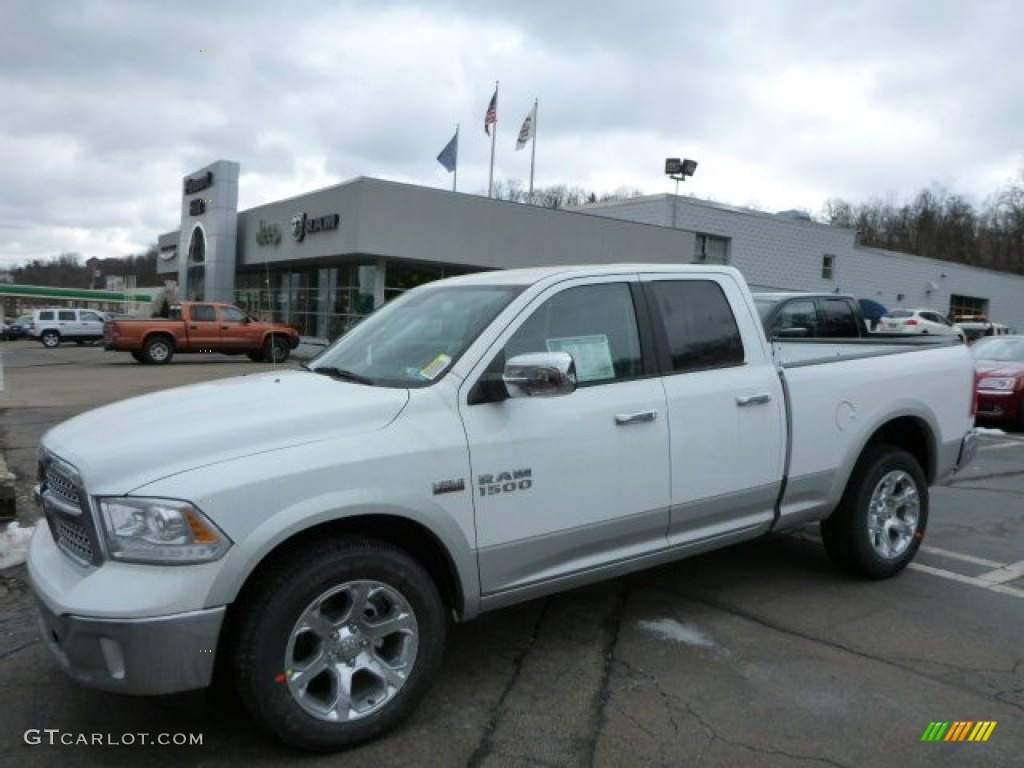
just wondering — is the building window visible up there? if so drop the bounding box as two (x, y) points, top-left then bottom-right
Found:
(694, 234), (729, 265)
(822, 254), (835, 280)
(949, 294), (988, 319)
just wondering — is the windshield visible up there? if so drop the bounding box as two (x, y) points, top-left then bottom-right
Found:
(972, 338), (1024, 363)
(309, 284), (522, 387)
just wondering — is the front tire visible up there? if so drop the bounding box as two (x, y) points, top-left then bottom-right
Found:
(40, 330), (60, 348)
(229, 537), (447, 752)
(142, 335), (174, 365)
(264, 335), (290, 364)
(821, 445), (928, 579)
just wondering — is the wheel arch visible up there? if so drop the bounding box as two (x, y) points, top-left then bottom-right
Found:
(860, 415), (936, 483)
(143, 330), (175, 348)
(826, 412), (936, 517)
(225, 514), (469, 628)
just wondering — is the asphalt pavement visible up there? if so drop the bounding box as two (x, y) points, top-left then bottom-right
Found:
(0, 341), (1021, 767)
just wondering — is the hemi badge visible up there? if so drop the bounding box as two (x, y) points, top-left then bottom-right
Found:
(432, 479), (466, 495)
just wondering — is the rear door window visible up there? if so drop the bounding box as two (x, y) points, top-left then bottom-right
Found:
(190, 305), (217, 322)
(649, 280), (744, 372)
(57, 310), (76, 322)
(820, 299), (861, 336)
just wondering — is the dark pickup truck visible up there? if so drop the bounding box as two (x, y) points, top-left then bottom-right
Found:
(754, 292), (870, 339)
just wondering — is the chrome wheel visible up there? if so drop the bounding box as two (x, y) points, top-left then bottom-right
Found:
(285, 580), (419, 723)
(866, 469), (919, 559)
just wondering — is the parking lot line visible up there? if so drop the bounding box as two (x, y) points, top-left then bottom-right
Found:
(789, 532), (1024, 598)
(908, 563), (1024, 600)
(918, 545), (1004, 569)
(975, 560), (1024, 585)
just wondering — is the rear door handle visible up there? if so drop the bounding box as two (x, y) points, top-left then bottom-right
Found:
(615, 410), (657, 425)
(736, 393), (772, 406)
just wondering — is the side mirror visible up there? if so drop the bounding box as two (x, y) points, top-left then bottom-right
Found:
(244, 315), (254, 324)
(503, 352), (577, 398)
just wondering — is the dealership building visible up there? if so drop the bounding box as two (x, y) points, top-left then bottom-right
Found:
(158, 160), (1024, 339)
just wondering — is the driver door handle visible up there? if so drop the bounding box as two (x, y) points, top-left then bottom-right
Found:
(736, 393), (772, 406)
(615, 410), (657, 425)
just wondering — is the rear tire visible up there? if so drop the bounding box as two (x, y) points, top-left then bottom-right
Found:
(264, 335), (290, 364)
(142, 336), (174, 365)
(228, 537), (446, 752)
(821, 445), (928, 579)
(41, 330), (60, 348)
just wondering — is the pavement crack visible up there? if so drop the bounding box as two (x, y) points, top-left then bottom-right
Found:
(583, 582), (628, 767)
(466, 598), (550, 768)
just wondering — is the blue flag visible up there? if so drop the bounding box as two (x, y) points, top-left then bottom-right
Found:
(437, 131), (458, 173)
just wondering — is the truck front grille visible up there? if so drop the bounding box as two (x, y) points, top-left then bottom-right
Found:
(54, 516), (95, 563)
(39, 454), (103, 567)
(45, 464), (80, 506)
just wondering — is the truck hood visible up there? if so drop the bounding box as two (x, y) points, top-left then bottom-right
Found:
(41, 370), (409, 494)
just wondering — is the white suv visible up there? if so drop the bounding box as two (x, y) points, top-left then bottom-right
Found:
(29, 308), (107, 348)
(878, 308), (966, 342)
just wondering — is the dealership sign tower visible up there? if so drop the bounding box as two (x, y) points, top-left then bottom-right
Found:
(177, 160), (240, 303)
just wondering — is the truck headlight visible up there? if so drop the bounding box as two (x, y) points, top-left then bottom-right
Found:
(978, 377), (1016, 391)
(97, 497), (231, 564)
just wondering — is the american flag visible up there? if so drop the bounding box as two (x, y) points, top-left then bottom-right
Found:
(484, 90), (497, 136)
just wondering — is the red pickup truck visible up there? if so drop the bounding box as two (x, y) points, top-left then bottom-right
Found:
(104, 302), (300, 364)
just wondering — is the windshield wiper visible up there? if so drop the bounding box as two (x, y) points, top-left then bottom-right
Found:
(306, 365), (375, 385)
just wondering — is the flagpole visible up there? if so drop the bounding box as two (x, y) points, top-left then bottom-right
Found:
(528, 98), (538, 200)
(453, 124), (459, 192)
(488, 80), (498, 198)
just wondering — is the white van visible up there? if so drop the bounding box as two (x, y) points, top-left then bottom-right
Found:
(29, 307), (107, 347)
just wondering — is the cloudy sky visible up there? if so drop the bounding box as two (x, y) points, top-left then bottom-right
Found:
(2, 0), (1023, 268)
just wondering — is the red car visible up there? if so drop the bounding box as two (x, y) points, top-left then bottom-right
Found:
(972, 335), (1024, 430)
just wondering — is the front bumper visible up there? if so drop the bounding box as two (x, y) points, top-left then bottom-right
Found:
(35, 597), (225, 695)
(976, 391), (1022, 424)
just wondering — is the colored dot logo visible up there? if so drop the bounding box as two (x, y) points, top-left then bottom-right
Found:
(200, 49), (213, 53)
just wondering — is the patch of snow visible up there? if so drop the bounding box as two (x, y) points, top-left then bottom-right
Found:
(974, 427), (1006, 435)
(638, 618), (715, 647)
(0, 522), (37, 569)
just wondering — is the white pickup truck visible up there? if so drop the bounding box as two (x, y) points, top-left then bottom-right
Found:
(29, 265), (978, 751)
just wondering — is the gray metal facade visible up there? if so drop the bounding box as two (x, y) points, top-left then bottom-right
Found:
(160, 164), (697, 286)
(578, 195), (1024, 330)
(159, 162), (1024, 333)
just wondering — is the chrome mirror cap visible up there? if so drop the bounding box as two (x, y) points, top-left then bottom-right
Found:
(503, 352), (577, 398)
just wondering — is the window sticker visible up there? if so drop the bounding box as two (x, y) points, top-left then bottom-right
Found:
(420, 353), (452, 380)
(546, 335), (614, 382)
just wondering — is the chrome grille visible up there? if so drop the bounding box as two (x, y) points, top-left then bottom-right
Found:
(45, 464), (80, 506)
(39, 453), (102, 566)
(55, 517), (94, 563)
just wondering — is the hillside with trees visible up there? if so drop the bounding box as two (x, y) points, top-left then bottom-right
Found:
(8, 246), (160, 288)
